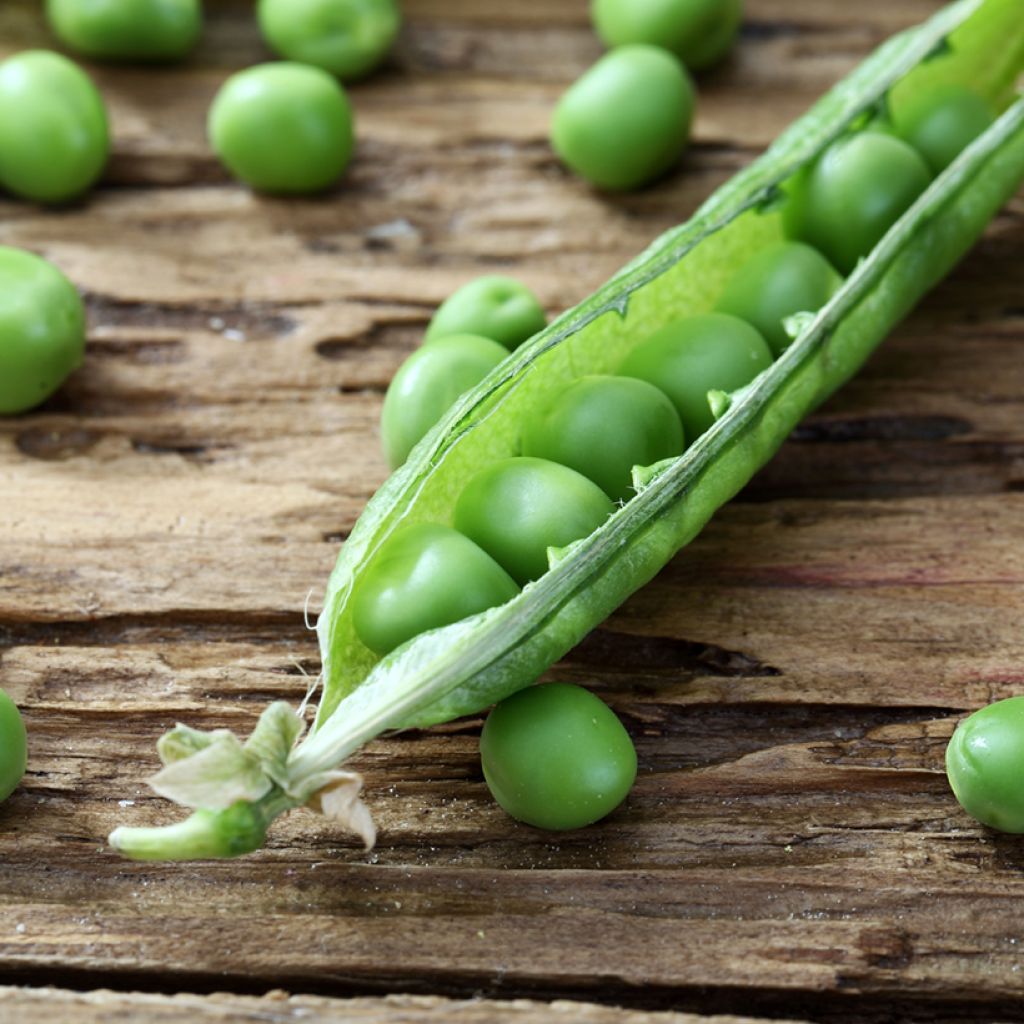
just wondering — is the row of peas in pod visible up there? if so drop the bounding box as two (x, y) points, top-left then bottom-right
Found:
(368, 78), (997, 830)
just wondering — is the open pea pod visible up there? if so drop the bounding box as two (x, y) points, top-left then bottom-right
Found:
(111, 0), (1024, 860)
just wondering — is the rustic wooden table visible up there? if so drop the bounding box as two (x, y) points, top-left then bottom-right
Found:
(1, 1), (1023, 1021)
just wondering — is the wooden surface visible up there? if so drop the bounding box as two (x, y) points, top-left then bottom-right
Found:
(1, 1), (1023, 1021)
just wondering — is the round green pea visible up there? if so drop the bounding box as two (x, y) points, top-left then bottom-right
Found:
(0, 247), (86, 416)
(454, 457), (615, 585)
(521, 375), (684, 503)
(715, 241), (842, 356)
(381, 333), (509, 469)
(425, 276), (547, 352)
(46, 0), (202, 63)
(618, 312), (773, 442)
(551, 44), (695, 192)
(208, 62), (355, 194)
(946, 697), (1024, 833)
(0, 51), (109, 204)
(258, 0), (401, 82)
(0, 689), (27, 804)
(783, 130), (932, 275)
(352, 523), (519, 656)
(893, 84), (994, 175)
(480, 682), (637, 831)
(591, 0), (743, 72)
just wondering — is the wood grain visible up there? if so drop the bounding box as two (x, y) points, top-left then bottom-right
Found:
(1, 0), (1023, 1021)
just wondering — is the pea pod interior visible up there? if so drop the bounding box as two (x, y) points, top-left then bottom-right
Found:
(307, 0), (1024, 758)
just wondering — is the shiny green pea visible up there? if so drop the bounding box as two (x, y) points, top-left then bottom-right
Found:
(0, 51), (109, 204)
(783, 130), (932, 275)
(208, 62), (354, 194)
(425, 276), (547, 352)
(46, 0), (202, 63)
(591, 0), (743, 72)
(0, 689), (27, 804)
(715, 241), (842, 356)
(352, 523), (519, 656)
(381, 333), (509, 469)
(618, 312), (773, 442)
(0, 247), (86, 416)
(258, 0), (401, 82)
(894, 84), (994, 175)
(551, 44), (695, 192)
(946, 697), (1024, 833)
(521, 375), (684, 503)
(454, 457), (615, 585)
(480, 682), (637, 831)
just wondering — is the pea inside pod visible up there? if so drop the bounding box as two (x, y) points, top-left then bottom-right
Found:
(352, 523), (519, 657)
(454, 457), (616, 585)
(46, 0), (203, 62)
(522, 375), (685, 503)
(893, 83), (995, 174)
(551, 44), (695, 191)
(0, 50), (109, 204)
(619, 312), (773, 442)
(258, 0), (401, 81)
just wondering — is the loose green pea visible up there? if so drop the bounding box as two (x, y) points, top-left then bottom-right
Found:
(551, 44), (695, 192)
(0, 690), (27, 804)
(0, 247), (86, 416)
(480, 682), (637, 831)
(381, 333), (509, 469)
(425, 276), (547, 352)
(783, 130), (932, 275)
(46, 0), (202, 63)
(946, 697), (1024, 833)
(618, 312), (773, 442)
(454, 457), (615, 585)
(591, 0), (743, 72)
(715, 241), (842, 356)
(0, 51), (109, 204)
(208, 62), (354, 194)
(521, 375), (684, 503)
(894, 84), (995, 175)
(352, 523), (519, 656)
(258, 0), (401, 82)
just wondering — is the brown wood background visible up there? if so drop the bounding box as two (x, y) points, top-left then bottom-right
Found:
(1, 1), (1023, 1021)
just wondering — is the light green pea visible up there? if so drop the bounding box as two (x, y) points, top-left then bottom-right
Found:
(381, 333), (509, 469)
(783, 130), (932, 275)
(591, 0), (743, 72)
(480, 683), (637, 831)
(0, 690), (27, 804)
(551, 44), (695, 192)
(894, 84), (995, 175)
(454, 457), (615, 585)
(425, 276), (546, 352)
(0, 247), (86, 416)
(716, 241), (842, 356)
(208, 62), (355, 194)
(352, 523), (519, 656)
(258, 0), (401, 81)
(0, 51), (109, 204)
(618, 312), (773, 442)
(46, 0), (203, 63)
(521, 375), (684, 503)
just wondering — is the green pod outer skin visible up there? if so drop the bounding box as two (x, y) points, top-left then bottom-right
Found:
(300, 0), (1024, 753)
(108, 0), (1024, 859)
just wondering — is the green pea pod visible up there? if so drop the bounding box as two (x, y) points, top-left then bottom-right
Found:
(110, 0), (1024, 860)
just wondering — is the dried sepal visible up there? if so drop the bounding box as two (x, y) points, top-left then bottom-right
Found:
(304, 770), (377, 851)
(244, 701), (304, 787)
(149, 732), (271, 811)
